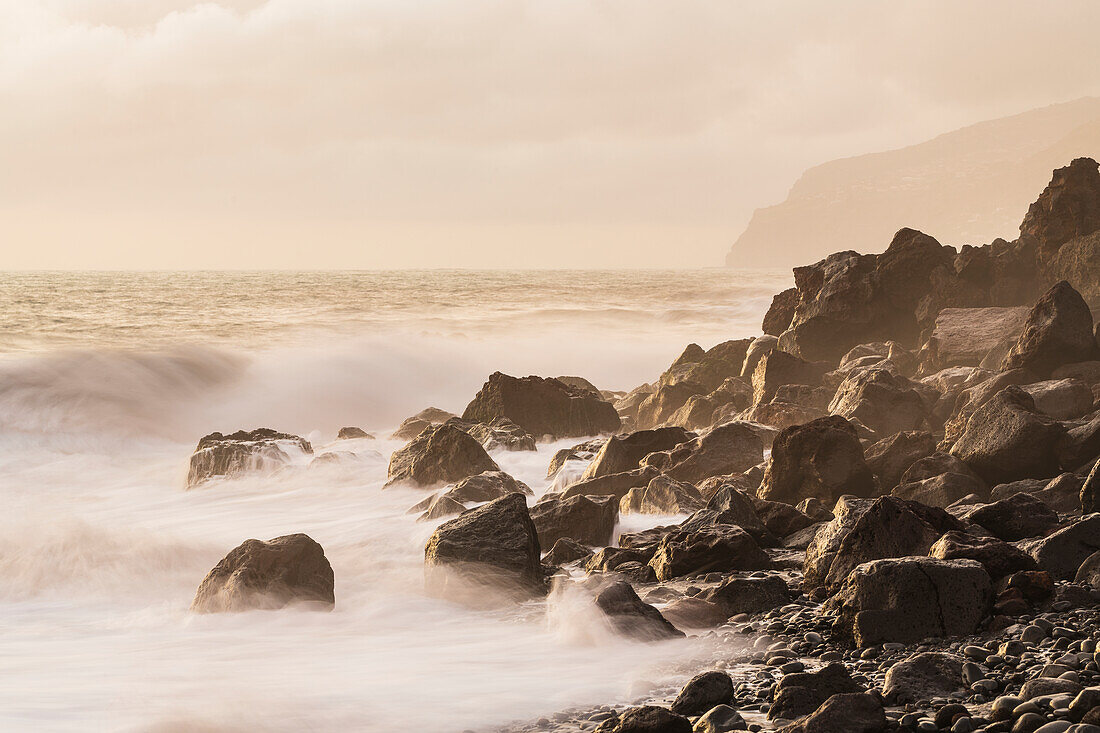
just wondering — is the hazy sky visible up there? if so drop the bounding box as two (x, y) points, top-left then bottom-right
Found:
(3, 1), (1100, 269)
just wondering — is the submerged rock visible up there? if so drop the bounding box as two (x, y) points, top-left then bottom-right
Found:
(386, 423), (500, 488)
(336, 426), (373, 440)
(186, 428), (312, 488)
(462, 372), (620, 440)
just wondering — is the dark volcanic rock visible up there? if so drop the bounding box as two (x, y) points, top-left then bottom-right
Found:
(828, 368), (929, 437)
(582, 427), (693, 480)
(530, 494), (618, 547)
(1001, 281), (1097, 377)
(191, 533), (334, 613)
(882, 652), (966, 705)
(424, 493), (544, 600)
(776, 693), (886, 733)
(763, 287), (799, 336)
(1075, 549), (1100, 587)
(758, 416), (876, 507)
(751, 497), (816, 538)
(917, 306), (1031, 372)
(929, 530), (1038, 580)
(386, 423), (500, 488)
(670, 671), (734, 716)
(769, 663), (864, 721)
(964, 492), (1060, 541)
(648, 525), (770, 581)
(187, 428), (312, 487)
(594, 582), (684, 641)
(864, 430), (937, 492)
(462, 372), (620, 440)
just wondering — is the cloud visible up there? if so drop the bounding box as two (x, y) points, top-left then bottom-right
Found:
(1, 0), (1099, 268)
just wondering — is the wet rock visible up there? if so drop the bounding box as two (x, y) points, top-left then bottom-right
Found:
(386, 423), (500, 488)
(769, 663), (865, 721)
(670, 671), (734, 716)
(965, 492), (1060, 541)
(191, 533), (334, 613)
(424, 493), (544, 601)
(882, 652), (965, 704)
(656, 422), (765, 484)
(187, 428), (312, 487)
(775, 692), (886, 733)
(648, 525), (770, 581)
(1001, 281), (1097, 377)
(659, 596), (729, 629)
(390, 407), (456, 441)
(561, 466), (661, 502)
(702, 575), (791, 616)
(758, 415), (876, 507)
(865, 430), (938, 492)
(605, 705), (692, 733)
(544, 537), (592, 565)
(692, 705), (747, 733)
(1025, 514), (1100, 579)
(445, 470), (532, 503)
(929, 531), (1038, 580)
(583, 428), (694, 480)
(462, 372), (621, 440)
(1021, 378), (1095, 420)
(530, 494), (618, 547)
(336, 426), (373, 440)
(594, 583), (684, 642)
(620, 476), (704, 515)
(825, 557), (992, 645)
(445, 416), (537, 452)
(828, 368), (930, 436)
(415, 494), (467, 522)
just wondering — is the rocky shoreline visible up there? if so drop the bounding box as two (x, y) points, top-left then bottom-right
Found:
(184, 157), (1100, 733)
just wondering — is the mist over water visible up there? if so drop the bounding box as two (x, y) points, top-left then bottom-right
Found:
(0, 270), (786, 732)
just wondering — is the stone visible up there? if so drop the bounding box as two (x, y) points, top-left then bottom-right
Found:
(445, 471), (532, 504)
(1059, 414), (1100, 472)
(543, 537), (592, 566)
(941, 368), (1040, 450)
(865, 430), (938, 491)
(769, 663), (865, 720)
(758, 416), (876, 507)
(446, 416), (537, 452)
(751, 497), (816, 538)
(736, 400), (827, 431)
(561, 466), (661, 502)
(424, 493), (544, 600)
(893, 471), (987, 509)
(802, 496), (876, 589)
(828, 368), (930, 436)
(620, 476), (705, 515)
(1020, 678), (1085, 700)
(415, 494), (466, 522)
(186, 428), (312, 487)
(1074, 550), (1100, 588)
(1047, 230), (1100, 304)
(824, 557), (993, 645)
(1021, 157), (1100, 261)
(1002, 281), (1097, 377)
(1021, 379), (1095, 420)
(648, 525), (770, 581)
(386, 423), (500, 488)
(1026, 514), (1100, 579)
(191, 533), (334, 613)
(608, 706), (692, 733)
(965, 492), (1061, 541)
(763, 287), (799, 336)
(582, 428), (694, 480)
(702, 575), (792, 617)
(696, 485), (775, 545)
(530, 494), (618, 547)
(660, 596), (729, 629)
(930, 531), (1039, 580)
(336, 426), (373, 440)
(918, 306), (1031, 372)
(390, 407), (456, 441)
(742, 335), (780, 378)
(656, 422), (765, 484)
(989, 474), (1084, 513)
(751, 350), (830, 406)
(462, 372), (621, 440)
(1082, 461), (1100, 514)
(882, 652), (966, 705)
(670, 671), (735, 716)
(594, 583), (684, 642)
(775, 693), (886, 733)
(949, 386), (1065, 485)
(692, 705), (747, 733)
(636, 383), (708, 431)
(546, 439), (603, 479)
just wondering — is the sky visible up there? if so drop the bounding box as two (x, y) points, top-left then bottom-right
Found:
(2, 0), (1100, 270)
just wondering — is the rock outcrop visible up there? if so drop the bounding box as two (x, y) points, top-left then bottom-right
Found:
(386, 423), (500, 488)
(187, 429), (312, 488)
(462, 372), (620, 440)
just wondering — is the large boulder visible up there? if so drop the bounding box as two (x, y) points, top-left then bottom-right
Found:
(186, 428), (312, 488)
(670, 671), (734, 716)
(769, 663), (864, 721)
(803, 496), (876, 589)
(882, 652), (966, 705)
(462, 372), (621, 440)
(390, 407), (456, 441)
(827, 368), (929, 437)
(1001, 281), (1097, 377)
(445, 416), (537, 452)
(864, 430), (937, 491)
(825, 557), (993, 645)
(386, 423), (500, 488)
(530, 494), (618, 547)
(698, 485), (775, 544)
(929, 531), (1038, 580)
(424, 493), (544, 600)
(594, 582), (684, 641)
(191, 534), (334, 613)
(941, 368), (1039, 449)
(659, 340), (754, 393)
(560, 466), (661, 502)
(917, 306), (1030, 372)
(775, 693), (886, 733)
(702, 575), (792, 617)
(751, 350), (830, 406)
(964, 492), (1060, 541)
(736, 400), (827, 431)
(581, 427), (692, 480)
(604, 706), (692, 733)
(758, 416), (876, 507)
(892, 471), (986, 509)
(763, 287), (799, 336)
(648, 525), (770, 581)
(1020, 378), (1094, 420)
(653, 422), (765, 484)
(949, 386), (1065, 485)
(620, 475), (704, 515)
(445, 470), (532, 503)
(1025, 514), (1100, 579)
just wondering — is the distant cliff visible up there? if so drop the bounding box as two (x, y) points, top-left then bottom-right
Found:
(727, 97), (1100, 269)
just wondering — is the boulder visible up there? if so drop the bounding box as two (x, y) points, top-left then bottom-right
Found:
(543, 537), (592, 566)
(751, 497), (815, 538)
(191, 534), (334, 613)
(659, 597), (729, 629)
(1074, 549), (1100, 588)
(702, 575), (792, 617)
(445, 416), (537, 452)
(736, 400), (826, 431)
(692, 705), (747, 733)
(758, 416), (876, 507)
(697, 485), (775, 545)
(648, 525), (770, 581)
(445, 470), (532, 503)
(929, 531), (1038, 580)
(824, 557), (993, 645)
(424, 493), (544, 600)
(941, 368), (1039, 449)
(186, 428), (312, 488)
(336, 426), (373, 440)
(864, 430), (937, 491)
(1046, 230), (1100, 303)
(620, 476), (704, 515)
(561, 466), (661, 502)
(803, 496), (876, 589)
(656, 422), (765, 484)
(892, 472), (986, 509)
(414, 494), (466, 522)
(1025, 514), (1100, 579)
(989, 473), (1084, 513)
(605, 706), (691, 733)
(769, 663), (864, 721)
(763, 287), (799, 336)
(670, 671), (734, 716)
(1058, 412), (1100, 471)
(582, 427), (693, 480)
(1084, 461), (1100, 513)
(742, 335), (779, 378)
(546, 439), (604, 480)
(1021, 378), (1094, 419)
(949, 386), (1065, 485)
(882, 652), (966, 705)
(462, 372), (621, 440)
(390, 407), (456, 441)
(661, 340), (754, 393)
(386, 423), (500, 488)
(751, 350), (830, 406)
(1020, 157), (1100, 261)
(594, 582), (684, 641)
(964, 492), (1060, 541)
(555, 375), (601, 394)
(530, 494), (618, 547)
(828, 368), (929, 437)
(917, 306), (1030, 372)
(1001, 281), (1097, 377)
(635, 382), (707, 431)
(775, 693), (886, 733)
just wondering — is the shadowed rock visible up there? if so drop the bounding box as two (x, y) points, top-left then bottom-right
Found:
(594, 582), (684, 641)
(758, 416), (876, 507)
(581, 427), (693, 480)
(390, 407), (456, 441)
(462, 372), (620, 440)
(530, 494), (618, 547)
(882, 652), (965, 705)
(1001, 280), (1097, 377)
(769, 663), (864, 721)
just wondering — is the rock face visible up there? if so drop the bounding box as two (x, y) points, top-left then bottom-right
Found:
(776, 693), (886, 733)
(1025, 514), (1100, 579)
(656, 422), (765, 484)
(424, 493), (544, 600)
(191, 534), (334, 613)
(462, 372), (621, 440)
(1046, 229), (1100, 303)
(827, 368), (929, 437)
(1020, 156), (1100, 261)
(949, 386), (1065, 485)
(758, 416), (876, 507)
(1001, 281), (1097, 377)
(882, 652), (966, 705)
(669, 671), (734, 716)
(769, 663), (864, 721)
(917, 306), (1031, 372)
(594, 582), (684, 641)
(825, 557), (992, 646)
(581, 427), (692, 480)
(648, 525), (770, 581)
(386, 423), (500, 488)
(530, 494), (618, 547)
(187, 429), (312, 487)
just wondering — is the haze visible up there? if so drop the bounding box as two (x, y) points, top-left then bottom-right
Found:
(3, 0), (1100, 269)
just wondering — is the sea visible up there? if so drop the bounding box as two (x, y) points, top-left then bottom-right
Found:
(0, 269), (790, 732)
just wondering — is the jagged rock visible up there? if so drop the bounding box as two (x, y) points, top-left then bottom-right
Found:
(582, 427), (693, 480)
(988, 473), (1083, 513)
(965, 492), (1061, 541)
(444, 416), (536, 452)
(825, 557), (992, 645)
(386, 423), (500, 488)
(670, 671), (734, 717)
(635, 382), (707, 431)
(929, 531), (1038, 580)
(751, 350), (830, 406)
(1020, 378), (1094, 419)
(594, 582), (684, 641)
(917, 306), (1031, 372)
(620, 475), (704, 515)
(424, 493), (544, 600)
(667, 378), (754, 431)
(561, 466), (661, 502)
(614, 384), (656, 425)
(697, 485), (775, 544)
(775, 693), (886, 733)
(772, 384), (834, 411)
(543, 537), (592, 565)
(530, 494), (618, 547)
(736, 400), (826, 431)
(1025, 513), (1100, 579)
(186, 428), (312, 488)
(555, 375), (601, 394)
(758, 416), (876, 507)
(546, 439), (604, 479)
(191, 534), (334, 613)
(635, 342), (754, 429)
(648, 525), (770, 581)
(652, 422), (765, 484)
(390, 407), (456, 441)
(702, 575), (791, 617)
(763, 287), (799, 336)
(769, 663), (864, 721)
(1046, 229), (1100, 303)
(1021, 156), (1100, 261)
(920, 365), (993, 394)
(336, 426), (373, 440)
(882, 652), (966, 705)
(828, 368), (929, 437)
(864, 430), (937, 491)
(949, 385), (1065, 485)
(445, 471), (532, 503)
(802, 496), (874, 588)
(1001, 281), (1097, 377)
(462, 372), (621, 440)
